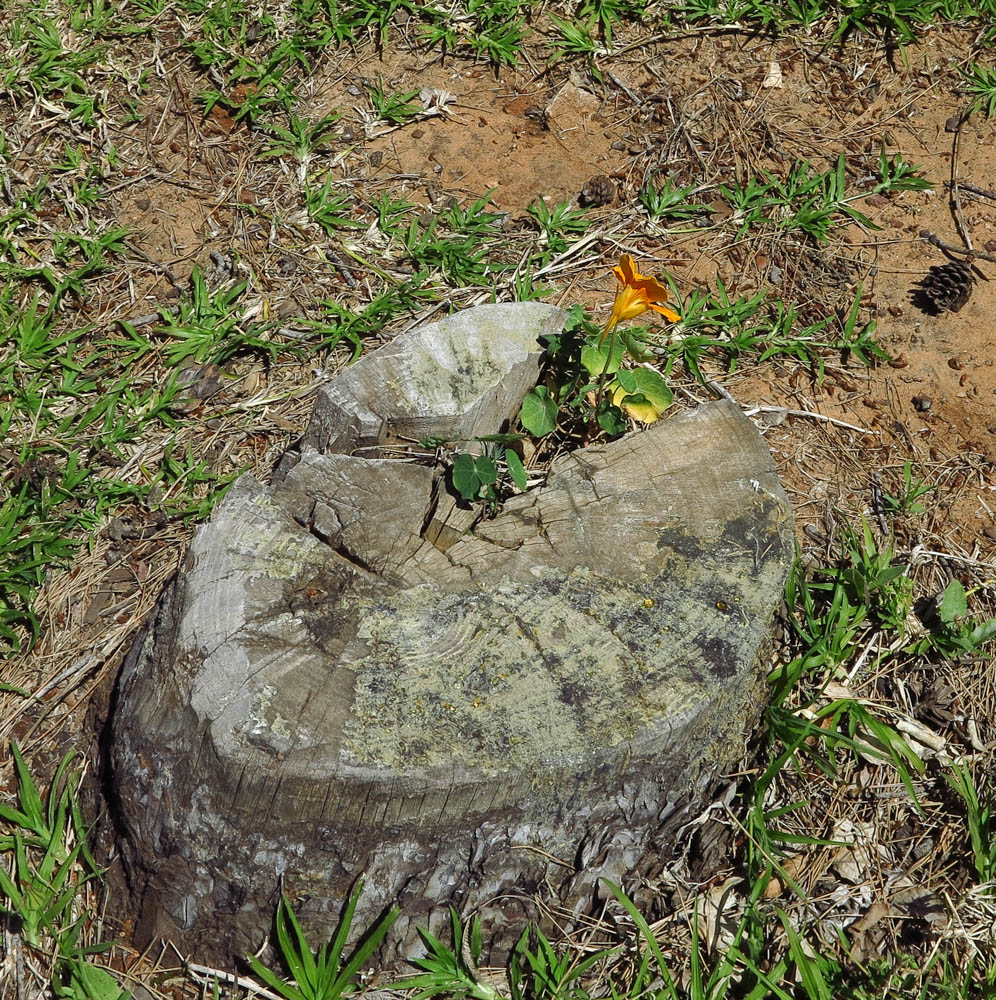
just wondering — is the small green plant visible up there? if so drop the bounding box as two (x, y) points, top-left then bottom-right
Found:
(879, 460), (934, 516)
(465, 0), (527, 65)
(372, 192), (416, 238)
(832, 0), (912, 41)
(152, 267), (276, 366)
(961, 62), (996, 118)
(663, 279), (887, 383)
(450, 445), (527, 506)
(945, 761), (996, 883)
(367, 79), (422, 125)
(397, 909), (501, 1000)
(527, 197), (590, 261)
(302, 279), (433, 359)
(0, 742), (127, 997)
(872, 145), (933, 196)
(548, 15), (605, 78)
(53, 958), (131, 1000)
(249, 883), (399, 1000)
(305, 177), (366, 235)
(906, 579), (996, 661)
(403, 193), (508, 287)
(832, 518), (913, 633)
(259, 112), (341, 161)
(718, 151), (930, 242)
(578, 0), (646, 44)
(639, 177), (711, 223)
(0, 744), (99, 950)
(399, 906), (613, 1000)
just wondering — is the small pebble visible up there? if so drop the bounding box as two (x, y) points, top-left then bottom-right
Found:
(912, 395), (932, 412)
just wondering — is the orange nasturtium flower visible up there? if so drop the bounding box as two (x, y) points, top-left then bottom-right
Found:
(600, 254), (681, 345)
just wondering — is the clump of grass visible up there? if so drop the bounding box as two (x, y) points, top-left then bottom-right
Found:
(718, 150), (931, 243)
(1, 742), (128, 999)
(247, 883), (398, 1000)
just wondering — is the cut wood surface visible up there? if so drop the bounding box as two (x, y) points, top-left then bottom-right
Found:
(110, 303), (794, 966)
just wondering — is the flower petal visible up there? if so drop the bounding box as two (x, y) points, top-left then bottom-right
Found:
(615, 254), (637, 284)
(650, 303), (682, 323)
(635, 275), (669, 298)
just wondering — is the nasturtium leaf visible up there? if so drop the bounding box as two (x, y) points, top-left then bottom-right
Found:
(505, 449), (527, 492)
(597, 403), (627, 436)
(452, 453), (481, 501)
(474, 455), (497, 486)
(610, 369), (673, 424)
(452, 453), (498, 501)
(581, 337), (624, 377)
(615, 369), (638, 392)
(520, 386), (558, 437)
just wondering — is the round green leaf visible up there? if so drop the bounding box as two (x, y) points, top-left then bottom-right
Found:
(618, 368), (673, 411)
(452, 453), (481, 500)
(520, 387), (558, 437)
(474, 455), (498, 486)
(581, 337), (624, 377)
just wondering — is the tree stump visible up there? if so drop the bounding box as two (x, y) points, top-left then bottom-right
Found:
(109, 302), (794, 967)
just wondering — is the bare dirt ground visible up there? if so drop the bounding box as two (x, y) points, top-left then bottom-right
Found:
(2, 10), (996, 997)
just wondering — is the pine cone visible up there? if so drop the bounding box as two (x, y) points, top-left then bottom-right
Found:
(579, 174), (616, 208)
(919, 258), (976, 313)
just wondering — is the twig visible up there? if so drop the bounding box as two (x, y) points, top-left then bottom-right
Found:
(742, 405), (878, 435)
(124, 242), (178, 284)
(13, 928), (24, 1000)
(704, 379), (737, 404)
(120, 312), (161, 328)
(906, 547), (996, 572)
(531, 232), (605, 278)
(917, 230), (996, 266)
(955, 180), (996, 202)
(870, 474), (889, 538)
(185, 963), (284, 1000)
(607, 70), (642, 105)
(328, 250), (358, 289)
(948, 106), (973, 251)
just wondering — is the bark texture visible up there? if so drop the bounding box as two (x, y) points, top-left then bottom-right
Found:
(109, 302), (794, 967)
